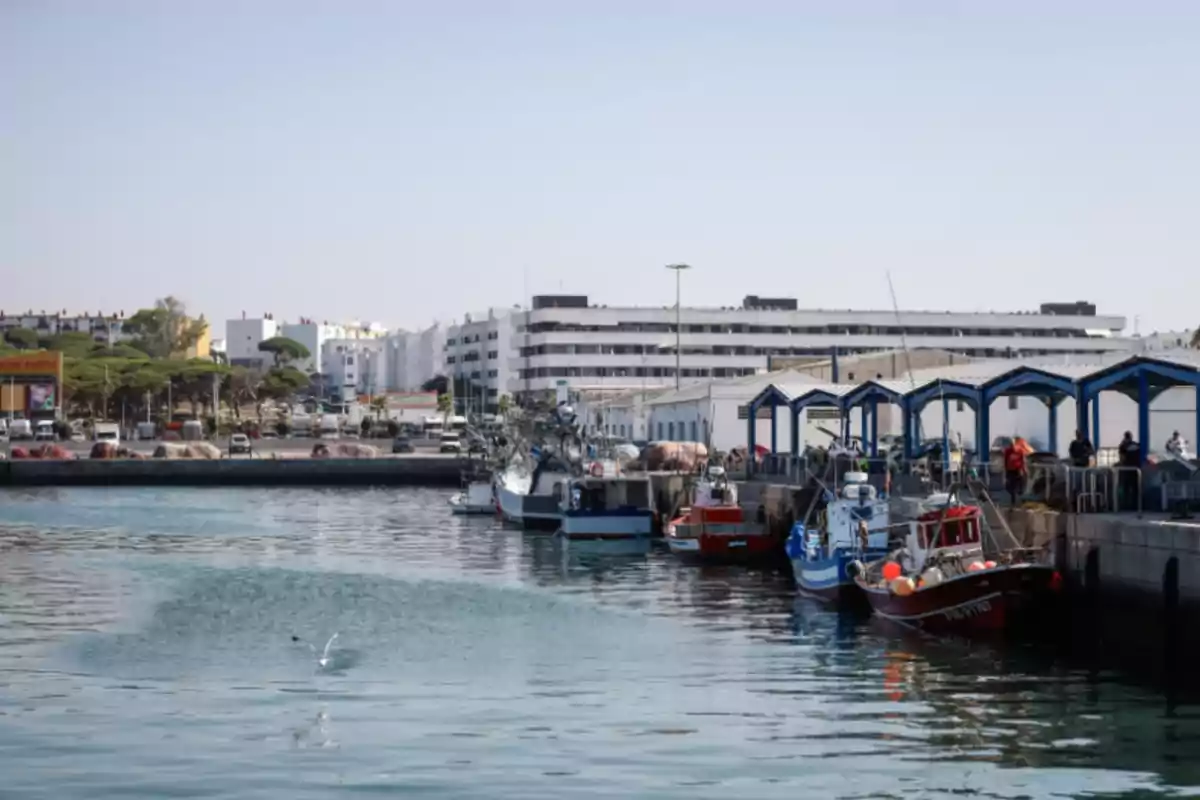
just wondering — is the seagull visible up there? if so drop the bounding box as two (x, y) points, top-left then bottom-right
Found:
(292, 632), (339, 669)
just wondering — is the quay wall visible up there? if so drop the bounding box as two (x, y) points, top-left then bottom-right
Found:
(0, 456), (463, 488)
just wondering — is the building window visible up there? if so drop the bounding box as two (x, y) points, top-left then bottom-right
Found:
(1007, 396), (1018, 410)
(657, 422), (664, 440)
(346, 356), (354, 365)
(668, 421), (675, 440)
(690, 421), (697, 442)
(487, 351), (498, 359)
(956, 399), (965, 412)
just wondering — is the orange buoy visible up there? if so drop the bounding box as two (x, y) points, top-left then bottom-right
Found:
(882, 561), (902, 581)
(983, 560), (997, 569)
(967, 560), (986, 572)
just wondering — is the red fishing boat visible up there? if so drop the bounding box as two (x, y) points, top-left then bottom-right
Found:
(851, 491), (1059, 636)
(665, 467), (778, 562)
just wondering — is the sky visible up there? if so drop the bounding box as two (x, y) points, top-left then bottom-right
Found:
(3, 1), (1198, 337)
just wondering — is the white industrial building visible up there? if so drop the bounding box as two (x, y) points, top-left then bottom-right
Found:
(620, 349), (1200, 459)
(445, 308), (519, 413)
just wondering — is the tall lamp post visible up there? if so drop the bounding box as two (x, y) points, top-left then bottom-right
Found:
(665, 263), (691, 390)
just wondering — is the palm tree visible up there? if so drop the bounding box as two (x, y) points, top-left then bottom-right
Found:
(497, 393), (512, 419)
(370, 395), (388, 421)
(437, 392), (452, 426)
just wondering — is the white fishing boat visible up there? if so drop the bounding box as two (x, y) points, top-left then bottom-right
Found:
(449, 481), (495, 515)
(495, 458), (572, 530)
(557, 475), (654, 541)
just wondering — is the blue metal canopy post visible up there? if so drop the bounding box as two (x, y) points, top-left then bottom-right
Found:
(1092, 397), (1101, 449)
(790, 407), (800, 456)
(941, 394), (951, 476)
(1076, 395), (1089, 443)
(869, 398), (879, 457)
(746, 398), (758, 476)
(1137, 373), (1150, 465)
(859, 406), (867, 455)
(770, 402), (778, 455)
(1047, 399), (1059, 457)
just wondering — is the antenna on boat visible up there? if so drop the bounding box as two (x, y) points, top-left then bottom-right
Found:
(886, 271), (923, 450)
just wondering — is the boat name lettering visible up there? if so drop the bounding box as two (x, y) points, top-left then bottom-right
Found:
(941, 598), (992, 621)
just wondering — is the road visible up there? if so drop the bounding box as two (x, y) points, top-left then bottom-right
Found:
(3, 438), (459, 460)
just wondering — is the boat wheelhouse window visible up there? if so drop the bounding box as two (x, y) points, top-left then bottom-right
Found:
(919, 516), (980, 549)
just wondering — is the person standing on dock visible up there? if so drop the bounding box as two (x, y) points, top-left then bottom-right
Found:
(1117, 431), (1142, 511)
(1068, 429), (1095, 500)
(1002, 438), (1028, 507)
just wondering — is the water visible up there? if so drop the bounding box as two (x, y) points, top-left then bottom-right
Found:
(1, 487), (1198, 799)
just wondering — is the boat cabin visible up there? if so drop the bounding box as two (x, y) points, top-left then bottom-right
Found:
(819, 472), (891, 552)
(692, 466), (738, 508)
(904, 498), (983, 573)
(561, 476), (652, 515)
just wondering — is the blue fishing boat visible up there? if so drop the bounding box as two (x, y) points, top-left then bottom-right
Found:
(786, 472), (891, 604)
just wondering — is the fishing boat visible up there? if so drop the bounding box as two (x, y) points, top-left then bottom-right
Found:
(851, 490), (1059, 635)
(665, 467), (775, 562)
(786, 471), (891, 604)
(495, 453), (572, 530)
(556, 475), (654, 542)
(449, 480), (496, 515)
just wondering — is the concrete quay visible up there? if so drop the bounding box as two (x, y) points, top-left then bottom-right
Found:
(0, 453), (464, 487)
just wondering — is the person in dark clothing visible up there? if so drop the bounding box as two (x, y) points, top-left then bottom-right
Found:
(1116, 431), (1141, 511)
(1068, 429), (1095, 468)
(1067, 429), (1095, 502)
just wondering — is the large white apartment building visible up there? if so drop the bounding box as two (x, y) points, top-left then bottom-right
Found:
(383, 323), (447, 392)
(510, 294), (1135, 399)
(444, 308), (519, 413)
(279, 319), (347, 374)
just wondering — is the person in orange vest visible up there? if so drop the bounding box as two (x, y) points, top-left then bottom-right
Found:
(1002, 437), (1029, 507)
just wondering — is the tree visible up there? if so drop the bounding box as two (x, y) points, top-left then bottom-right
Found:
(437, 392), (452, 424)
(3, 327), (38, 350)
(1192, 329), (1200, 349)
(257, 336), (311, 367)
(421, 375), (448, 394)
(498, 393), (512, 418)
(370, 395), (388, 419)
(123, 296), (208, 359)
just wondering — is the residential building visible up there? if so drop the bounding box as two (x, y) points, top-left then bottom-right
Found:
(225, 314), (278, 368)
(383, 323), (447, 392)
(511, 294), (1136, 400)
(0, 310), (129, 344)
(322, 337), (387, 400)
(445, 308), (518, 413)
(280, 319), (347, 374)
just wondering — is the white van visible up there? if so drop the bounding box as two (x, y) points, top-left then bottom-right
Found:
(93, 422), (120, 446)
(34, 420), (56, 441)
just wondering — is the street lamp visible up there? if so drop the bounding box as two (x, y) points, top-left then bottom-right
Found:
(665, 264), (691, 390)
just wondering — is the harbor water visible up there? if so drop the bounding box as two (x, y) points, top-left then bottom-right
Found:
(1, 487), (1198, 798)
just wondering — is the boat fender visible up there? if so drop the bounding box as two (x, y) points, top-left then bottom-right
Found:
(590, 462), (603, 477)
(846, 560), (864, 580)
(890, 577), (916, 596)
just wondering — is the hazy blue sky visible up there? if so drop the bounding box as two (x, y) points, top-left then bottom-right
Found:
(3, 1), (1198, 335)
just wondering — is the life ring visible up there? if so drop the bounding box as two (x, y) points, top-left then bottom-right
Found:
(589, 462), (604, 477)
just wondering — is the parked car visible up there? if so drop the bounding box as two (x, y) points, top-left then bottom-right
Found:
(229, 433), (252, 455)
(439, 432), (463, 454)
(392, 436), (414, 454)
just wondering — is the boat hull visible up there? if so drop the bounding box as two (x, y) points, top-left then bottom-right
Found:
(856, 564), (1058, 636)
(665, 528), (780, 562)
(558, 509), (654, 541)
(496, 481), (561, 530)
(792, 548), (888, 605)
